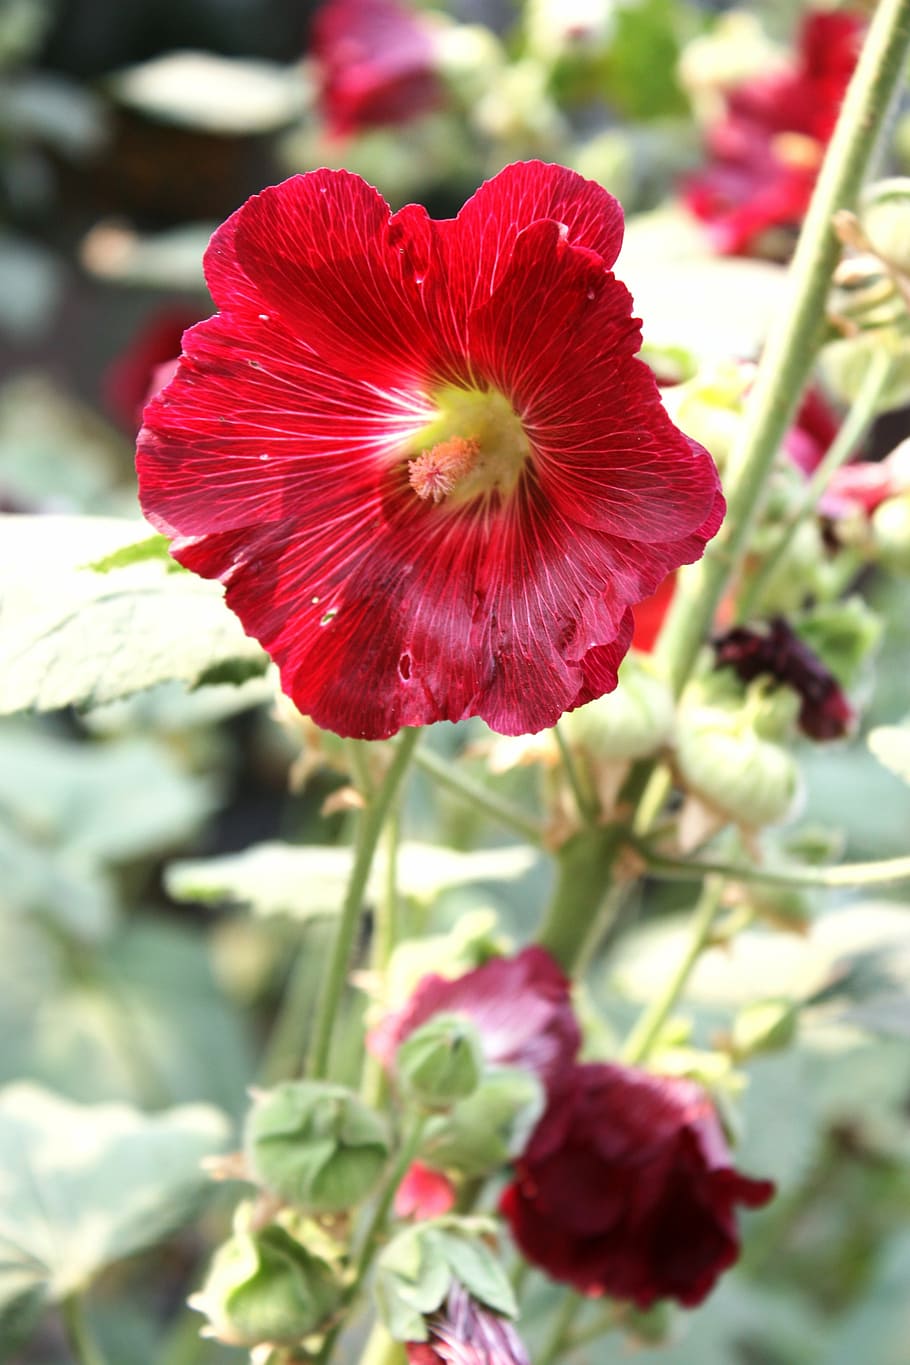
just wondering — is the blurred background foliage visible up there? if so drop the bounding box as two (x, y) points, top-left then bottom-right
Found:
(1, 0), (910, 1362)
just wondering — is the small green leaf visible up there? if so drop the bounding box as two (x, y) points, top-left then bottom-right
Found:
(0, 1084), (230, 1342)
(88, 534), (180, 574)
(166, 839), (539, 921)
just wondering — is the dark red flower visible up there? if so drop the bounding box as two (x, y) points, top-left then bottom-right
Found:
(105, 307), (199, 430)
(369, 946), (580, 1091)
(394, 1161), (457, 1220)
(406, 1284), (529, 1365)
(713, 617), (853, 741)
(683, 10), (865, 255)
(500, 1062), (774, 1309)
(137, 162), (723, 739)
(312, 0), (443, 137)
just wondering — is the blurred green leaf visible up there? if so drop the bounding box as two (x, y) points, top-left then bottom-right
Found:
(0, 1084), (229, 1347)
(0, 516), (268, 713)
(815, 1233), (910, 1365)
(108, 53), (307, 134)
(867, 722), (910, 785)
(0, 723), (215, 862)
(0, 376), (124, 511)
(0, 819), (115, 940)
(166, 840), (540, 920)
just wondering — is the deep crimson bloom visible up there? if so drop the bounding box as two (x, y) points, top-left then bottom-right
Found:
(105, 307), (199, 430)
(500, 1063), (774, 1308)
(369, 946), (580, 1092)
(137, 162), (723, 739)
(312, 0), (443, 137)
(394, 1161), (457, 1220)
(684, 10), (864, 255)
(714, 617), (853, 741)
(407, 1284), (529, 1365)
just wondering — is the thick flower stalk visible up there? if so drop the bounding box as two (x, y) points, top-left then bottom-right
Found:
(137, 161), (723, 740)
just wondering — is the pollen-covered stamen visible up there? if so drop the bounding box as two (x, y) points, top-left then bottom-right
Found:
(409, 436), (480, 503)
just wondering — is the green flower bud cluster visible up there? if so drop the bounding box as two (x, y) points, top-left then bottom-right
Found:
(675, 698), (800, 831)
(246, 1081), (390, 1214)
(420, 1067), (545, 1177)
(189, 1210), (341, 1348)
(375, 1217), (517, 1343)
(563, 654), (675, 764)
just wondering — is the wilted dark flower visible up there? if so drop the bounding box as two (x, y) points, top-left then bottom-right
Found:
(500, 1062), (774, 1308)
(714, 617), (854, 740)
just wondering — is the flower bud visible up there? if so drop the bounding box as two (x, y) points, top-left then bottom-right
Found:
(860, 177), (910, 273)
(563, 654), (674, 762)
(731, 998), (798, 1058)
(396, 1013), (483, 1109)
(675, 703), (800, 829)
(189, 1220), (341, 1347)
(872, 493), (910, 571)
(246, 1081), (389, 1213)
(821, 331), (910, 417)
(421, 1068), (544, 1177)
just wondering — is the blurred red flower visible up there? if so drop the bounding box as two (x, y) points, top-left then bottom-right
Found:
(104, 307), (198, 430)
(684, 10), (865, 255)
(137, 162), (723, 739)
(500, 1063), (774, 1308)
(312, 0), (443, 137)
(394, 1161), (456, 1221)
(369, 947), (580, 1092)
(406, 1284), (529, 1365)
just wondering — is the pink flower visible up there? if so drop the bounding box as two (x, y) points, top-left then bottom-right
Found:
(684, 10), (865, 256)
(394, 1162), (457, 1221)
(406, 1284), (529, 1365)
(501, 1063), (774, 1308)
(368, 947), (581, 1092)
(312, 0), (443, 137)
(137, 162), (723, 739)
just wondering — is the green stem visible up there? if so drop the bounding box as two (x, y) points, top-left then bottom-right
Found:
(259, 934), (324, 1084)
(358, 1321), (405, 1365)
(535, 826), (623, 972)
(414, 746), (544, 844)
(537, 1291), (585, 1365)
(361, 815), (401, 1107)
(622, 877), (724, 1065)
(554, 723), (598, 824)
(639, 846), (910, 890)
(352, 1114), (427, 1286)
(61, 1294), (108, 1365)
(309, 728), (422, 1080)
(738, 347), (895, 618)
(656, 0), (910, 694)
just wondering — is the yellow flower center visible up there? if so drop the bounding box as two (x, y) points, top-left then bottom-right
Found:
(407, 386), (531, 507)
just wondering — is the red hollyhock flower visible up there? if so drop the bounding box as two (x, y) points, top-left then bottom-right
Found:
(713, 617), (854, 741)
(312, 0), (443, 137)
(684, 10), (864, 255)
(369, 946), (580, 1091)
(137, 162), (723, 739)
(394, 1161), (457, 1220)
(500, 1063), (774, 1308)
(407, 1284), (530, 1365)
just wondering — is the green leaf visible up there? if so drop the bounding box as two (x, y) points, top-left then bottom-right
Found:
(0, 376), (123, 511)
(0, 1084), (230, 1343)
(0, 723), (215, 863)
(166, 840), (540, 920)
(88, 534), (180, 574)
(815, 1232), (910, 1365)
(0, 515), (267, 713)
(108, 53), (307, 134)
(868, 723), (910, 785)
